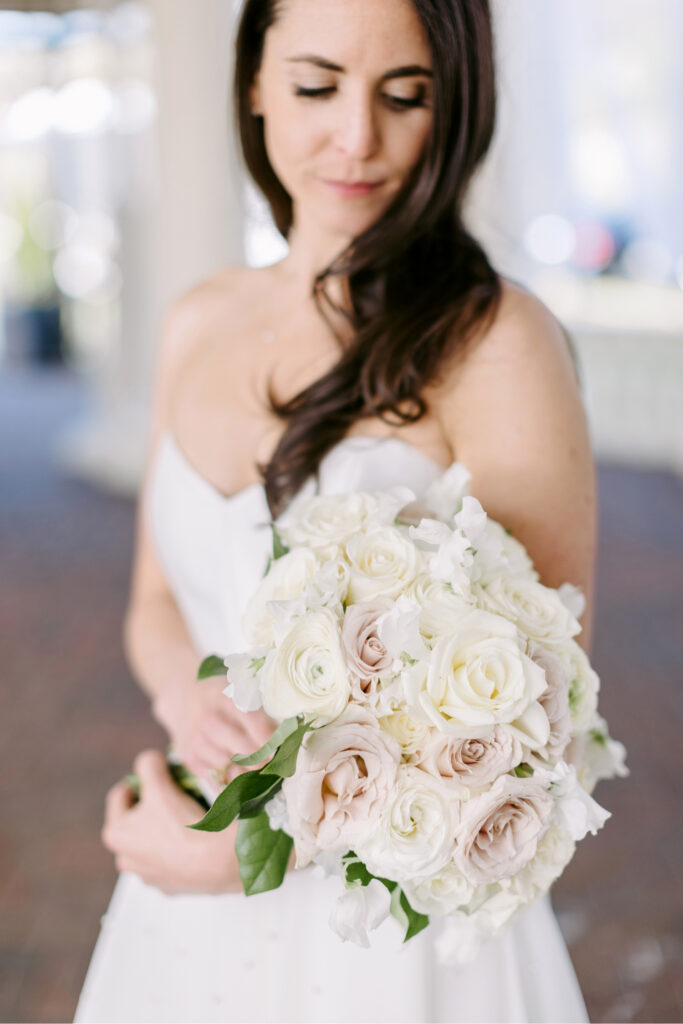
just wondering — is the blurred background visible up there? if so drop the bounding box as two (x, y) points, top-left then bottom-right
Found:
(0, 0), (681, 1021)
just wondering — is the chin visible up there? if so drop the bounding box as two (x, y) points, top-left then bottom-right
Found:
(312, 198), (392, 243)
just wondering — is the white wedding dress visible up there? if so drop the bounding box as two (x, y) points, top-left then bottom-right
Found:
(74, 432), (590, 1024)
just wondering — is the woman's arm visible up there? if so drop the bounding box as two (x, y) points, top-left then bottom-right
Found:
(436, 279), (598, 656)
(122, 286), (274, 774)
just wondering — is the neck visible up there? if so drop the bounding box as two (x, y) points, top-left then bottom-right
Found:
(276, 207), (353, 312)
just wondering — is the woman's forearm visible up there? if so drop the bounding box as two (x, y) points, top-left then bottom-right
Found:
(123, 593), (201, 705)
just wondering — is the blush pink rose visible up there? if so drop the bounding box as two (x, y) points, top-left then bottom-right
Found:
(282, 704), (401, 868)
(528, 643), (572, 763)
(417, 726), (525, 790)
(453, 773), (555, 885)
(341, 597), (395, 699)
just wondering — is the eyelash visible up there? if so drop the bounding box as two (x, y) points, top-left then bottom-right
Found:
(294, 85), (428, 111)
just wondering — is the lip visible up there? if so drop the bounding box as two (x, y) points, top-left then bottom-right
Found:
(320, 178), (384, 197)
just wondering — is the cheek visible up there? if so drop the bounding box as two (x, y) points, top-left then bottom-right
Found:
(263, 104), (326, 189)
(389, 119), (432, 175)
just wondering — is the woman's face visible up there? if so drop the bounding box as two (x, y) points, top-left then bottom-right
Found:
(252, 0), (434, 243)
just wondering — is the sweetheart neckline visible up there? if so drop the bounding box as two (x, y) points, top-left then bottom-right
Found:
(161, 429), (453, 508)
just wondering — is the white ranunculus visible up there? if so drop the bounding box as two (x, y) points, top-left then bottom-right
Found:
(474, 575), (581, 645)
(471, 519), (538, 586)
(404, 573), (475, 644)
(329, 878), (391, 948)
(403, 608), (549, 738)
(260, 607), (350, 722)
(402, 860), (476, 916)
(552, 639), (600, 733)
(242, 549), (319, 647)
(345, 525), (423, 603)
(355, 765), (461, 882)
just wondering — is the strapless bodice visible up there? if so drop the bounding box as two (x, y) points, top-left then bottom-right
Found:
(146, 431), (451, 658)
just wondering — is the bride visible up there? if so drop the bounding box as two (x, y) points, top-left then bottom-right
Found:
(75, 0), (595, 1020)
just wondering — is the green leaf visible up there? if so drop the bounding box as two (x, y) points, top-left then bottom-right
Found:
(231, 717), (300, 767)
(238, 778), (283, 819)
(512, 762), (534, 778)
(187, 770), (278, 832)
(271, 526), (289, 560)
(398, 889), (430, 941)
(197, 654), (226, 680)
(341, 851), (429, 943)
(400, 650), (416, 665)
(235, 812), (293, 895)
(261, 717), (315, 779)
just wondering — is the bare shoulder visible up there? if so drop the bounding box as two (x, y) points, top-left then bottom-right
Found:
(154, 263), (271, 415)
(435, 275), (597, 650)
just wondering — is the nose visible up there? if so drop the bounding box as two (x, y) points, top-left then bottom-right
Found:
(334, 89), (381, 161)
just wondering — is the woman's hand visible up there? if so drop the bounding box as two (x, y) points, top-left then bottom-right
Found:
(101, 749), (243, 895)
(152, 676), (275, 784)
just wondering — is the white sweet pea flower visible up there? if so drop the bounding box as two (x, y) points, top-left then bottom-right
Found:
(557, 582), (586, 620)
(424, 462), (472, 523)
(454, 495), (487, 543)
(329, 878), (391, 948)
(435, 887), (526, 967)
(263, 789), (293, 836)
(471, 520), (538, 585)
(223, 648), (270, 711)
(375, 593), (430, 663)
(305, 557), (350, 611)
(534, 760), (611, 841)
(564, 711), (629, 794)
(408, 518), (452, 547)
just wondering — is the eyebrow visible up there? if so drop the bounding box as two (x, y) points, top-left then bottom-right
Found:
(286, 55), (433, 79)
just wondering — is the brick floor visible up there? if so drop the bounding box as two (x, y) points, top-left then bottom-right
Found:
(0, 365), (681, 1024)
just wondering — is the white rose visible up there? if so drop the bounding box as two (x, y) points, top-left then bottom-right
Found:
(355, 765), (460, 882)
(275, 490), (398, 557)
(504, 823), (576, 900)
(402, 860), (476, 916)
(345, 525), (423, 603)
(474, 575), (581, 645)
(242, 548), (319, 646)
(378, 706), (432, 759)
(404, 572), (475, 644)
(260, 607), (350, 723)
(404, 608), (549, 740)
(423, 461), (472, 523)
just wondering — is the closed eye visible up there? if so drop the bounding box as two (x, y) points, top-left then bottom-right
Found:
(294, 85), (429, 110)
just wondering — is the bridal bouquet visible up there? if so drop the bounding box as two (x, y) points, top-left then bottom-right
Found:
(191, 462), (628, 965)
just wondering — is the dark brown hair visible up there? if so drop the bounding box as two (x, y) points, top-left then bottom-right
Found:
(234, 0), (502, 519)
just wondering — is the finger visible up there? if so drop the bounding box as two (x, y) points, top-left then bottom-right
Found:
(200, 714), (252, 759)
(243, 709), (278, 750)
(133, 749), (171, 791)
(104, 779), (136, 825)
